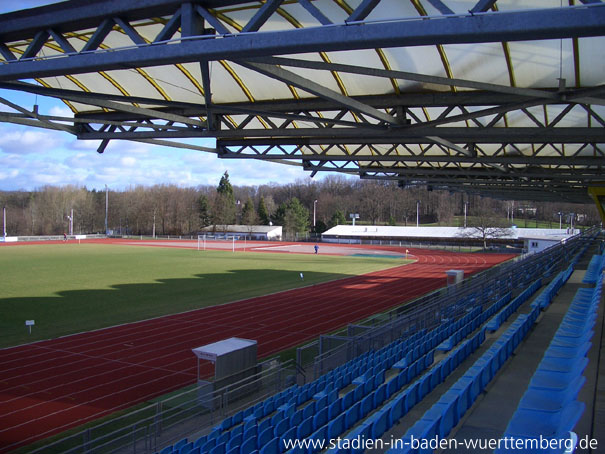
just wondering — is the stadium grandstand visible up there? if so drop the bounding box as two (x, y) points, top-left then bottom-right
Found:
(142, 231), (605, 454)
(1, 1), (604, 454)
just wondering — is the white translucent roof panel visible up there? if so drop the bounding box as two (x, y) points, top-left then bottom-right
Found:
(508, 39), (577, 88)
(443, 43), (511, 86)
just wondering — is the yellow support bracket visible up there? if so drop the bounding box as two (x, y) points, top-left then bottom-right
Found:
(588, 186), (605, 224)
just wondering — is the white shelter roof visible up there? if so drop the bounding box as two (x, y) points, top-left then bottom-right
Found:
(192, 337), (257, 361)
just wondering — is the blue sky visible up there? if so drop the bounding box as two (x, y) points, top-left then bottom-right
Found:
(0, 1), (315, 191)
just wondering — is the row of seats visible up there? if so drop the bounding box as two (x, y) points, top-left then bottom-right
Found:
(486, 280), (541, 332)
(531, 265), (574, 311)
(496, 273), (603, 454)
(582, 254), (605, 285)
(387, 307), (540, 454)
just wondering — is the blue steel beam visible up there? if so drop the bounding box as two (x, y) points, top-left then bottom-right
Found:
(298, 0), (333, 25)
(0, 0), (242, 42)
(426, 0), (455, 15)
(0, 5), (604, 81)
(470, 0), (497, 14)
(347, 0), (382, 22)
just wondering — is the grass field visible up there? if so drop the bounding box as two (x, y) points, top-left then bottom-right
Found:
(0, 243), (404, 348)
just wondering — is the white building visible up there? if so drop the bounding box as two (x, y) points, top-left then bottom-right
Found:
(321, 225), (578, 250)
(201, 225), (282, 241)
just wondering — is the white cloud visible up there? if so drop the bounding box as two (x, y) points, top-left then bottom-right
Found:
(120, 157), (137, 167)
(0, 128), (65, 154)
(49, 105), (74, 118)
(0, 121), (317, 191)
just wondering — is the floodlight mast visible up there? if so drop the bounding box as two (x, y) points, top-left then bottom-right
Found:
(105, 184), (108, 236)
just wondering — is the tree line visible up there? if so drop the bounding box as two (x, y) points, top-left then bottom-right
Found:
(0, 173), (599, 239)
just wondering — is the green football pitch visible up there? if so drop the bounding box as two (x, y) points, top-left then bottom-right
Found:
(0, 244), (402, 348)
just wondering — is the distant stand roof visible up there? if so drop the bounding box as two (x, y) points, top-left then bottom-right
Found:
(201, 225), (282, 234)
(322, 225), (578, 240)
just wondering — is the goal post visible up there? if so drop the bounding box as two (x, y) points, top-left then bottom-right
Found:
(197, 234), (237, 252)
(197, 234), (206, 251)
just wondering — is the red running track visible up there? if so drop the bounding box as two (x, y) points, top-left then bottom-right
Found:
(0, 245), (515, 451)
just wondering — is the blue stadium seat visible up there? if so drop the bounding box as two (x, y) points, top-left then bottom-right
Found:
(194, 435), (208, 449)
(328, 398), (342, 420)
(434, 395), (459, 439)
(313, 407), (328, 431)
(360, 393), (374, 419)
(419, 373), (432, 399)
(227, 435), (243, 453)
(374, 384), (387, 408)
(328, 413), (346, 440)
(307, 426), (328, 454)
(281, 427), (297, 450)
(240, 436), (258, 454)
(179, 442), (193, 454)
(257, 427), (274, 450)
(297, 416), (313, 439)
(210, 443), (226, 454)
(370, 408), (390, 439)
(302, 403), (315, 420)
(175, 439), (189, 452)
(504, 401), (585, 440)
(259, 437), (280, 454)
(388, 393), (406, 427)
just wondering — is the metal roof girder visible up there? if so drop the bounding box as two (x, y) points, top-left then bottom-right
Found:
(2, 5), (605, 80)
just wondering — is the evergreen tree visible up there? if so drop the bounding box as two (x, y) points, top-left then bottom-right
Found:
(198, 194), (212, 229)
(213, 172), (236, 226)
(258, 196), (270, 224)
(217, 171), (234, 200)
(328, 209), (347, 228)
(241, 197), (258, 225)
(273, 197), (310, 238)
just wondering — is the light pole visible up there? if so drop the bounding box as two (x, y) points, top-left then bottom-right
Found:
(464, 202), (468, 228)
(3, 206), (6, 238)
(558, 211), (562, 229)
(105, 184), (108, 235)
(416, 200), (420, 227)
(313, 200), (318, 228)
(66, 209), (74, 235)
(152, 209), (156, 239)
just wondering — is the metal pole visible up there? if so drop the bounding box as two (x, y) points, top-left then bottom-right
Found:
(3, 206), (6, 238)
(464, 202), (467, 228)
(416, 201), (420, 227)
(70, 208), (74, 236)
(313, 200), (317, 228)
(511, 201), (514, 224)
(152, 209), (156, 239)
(105, 185), (108, 235)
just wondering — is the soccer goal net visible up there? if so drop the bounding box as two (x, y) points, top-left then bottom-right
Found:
(197, 234), (237, 252)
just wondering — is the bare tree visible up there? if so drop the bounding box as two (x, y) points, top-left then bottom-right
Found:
(459, 201), (513, 249)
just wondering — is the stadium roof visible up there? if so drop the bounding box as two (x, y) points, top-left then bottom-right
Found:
(322, 225), (577, 240)
(0, 0), (604, 202)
